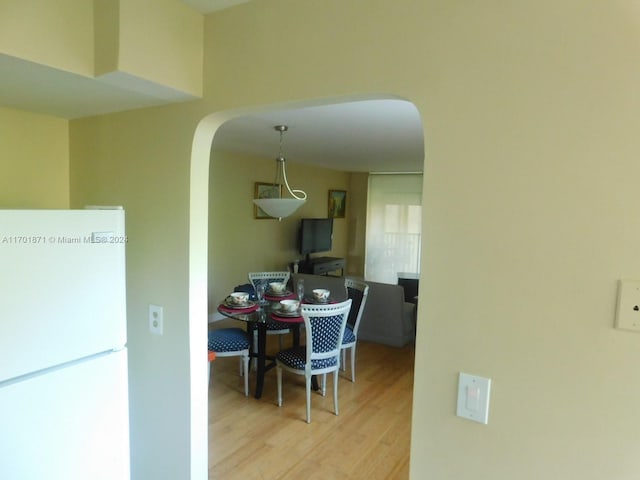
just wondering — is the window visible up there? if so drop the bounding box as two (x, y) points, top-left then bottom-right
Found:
(365, 174), (423, 284)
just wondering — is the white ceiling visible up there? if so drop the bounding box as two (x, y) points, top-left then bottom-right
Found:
(0, 0), (425, 173)
(213, 99), (424, 173)
(0, 54), (198, 119)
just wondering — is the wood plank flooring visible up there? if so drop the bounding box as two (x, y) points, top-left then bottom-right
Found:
(208, 331), (415, 479)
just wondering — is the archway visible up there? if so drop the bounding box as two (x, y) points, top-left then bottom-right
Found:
(188, 94), (424, 477)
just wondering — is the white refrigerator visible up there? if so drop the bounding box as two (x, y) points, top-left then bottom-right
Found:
(0, 208), (130, 480)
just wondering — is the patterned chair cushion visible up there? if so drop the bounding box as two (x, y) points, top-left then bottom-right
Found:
(208, 328), (250, 352)
(276, 346), (338, 370)
(342, 325), (356, 345)
(309, 314), (343, 352)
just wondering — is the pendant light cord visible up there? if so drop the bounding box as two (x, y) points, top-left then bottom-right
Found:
(274, 126), (307, 201)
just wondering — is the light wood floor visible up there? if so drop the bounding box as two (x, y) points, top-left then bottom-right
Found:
(208, 332), (415, 479)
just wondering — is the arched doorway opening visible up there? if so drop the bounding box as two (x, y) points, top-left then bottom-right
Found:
(188, 94), (425, 475)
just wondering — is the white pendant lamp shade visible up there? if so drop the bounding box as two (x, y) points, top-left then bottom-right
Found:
(252, 198), (305, 218)
(253, 125), (307, 220)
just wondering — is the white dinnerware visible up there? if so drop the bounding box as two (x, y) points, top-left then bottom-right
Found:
(280, 299), (300, 313)
(312, 289), (330, 303)
(229, 291), (249, 305)
(269, 282), (287, 294)
(223, 298), (256, 309)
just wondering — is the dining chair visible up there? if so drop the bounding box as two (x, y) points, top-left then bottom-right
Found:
(276, 299), (352, 423)
(341, 278), (370, 382)
(207, 327), (251, 396)
(248, 271), (292, 352)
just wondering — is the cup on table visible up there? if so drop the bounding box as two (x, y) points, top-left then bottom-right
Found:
(280, 299), (300, 313)
(312, 289), (330, 303)
(269, 282), (286, 294)
(229, 291), (249, 306)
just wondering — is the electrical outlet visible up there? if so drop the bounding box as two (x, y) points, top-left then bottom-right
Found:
(149, 304), (163, 335)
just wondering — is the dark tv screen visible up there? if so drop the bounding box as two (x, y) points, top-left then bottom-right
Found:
(298, 218), (333, 255)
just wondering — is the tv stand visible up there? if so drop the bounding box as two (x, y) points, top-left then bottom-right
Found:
(299, 256), (345, 276)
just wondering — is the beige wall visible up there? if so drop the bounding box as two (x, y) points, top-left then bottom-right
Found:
(208, 149), (352, 307)
(116, 0), (203, 95)
(186, 1), (640, 477)
(7, 0), (640, 479)
(0, 0), (94, 75)
(69, 103), (199, 479)
(1, 0), (202, 96)
(416, 1), (640, 478)
(0, 107), (69, 208)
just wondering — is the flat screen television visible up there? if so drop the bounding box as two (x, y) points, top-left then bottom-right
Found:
(298, 218), (333, 259)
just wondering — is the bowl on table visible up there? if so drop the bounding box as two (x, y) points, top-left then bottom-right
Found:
(228, 291), (249, 306)
(279, 299), (300, 313)
(269, 282), (287, 294)
(311, 289), (330, 303)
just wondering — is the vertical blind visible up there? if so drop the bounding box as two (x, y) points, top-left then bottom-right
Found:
(365, 174), (423, 284)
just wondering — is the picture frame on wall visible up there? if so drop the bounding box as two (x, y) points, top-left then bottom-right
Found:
(254, 182), (282, 219)
(328, 189), (347, 218)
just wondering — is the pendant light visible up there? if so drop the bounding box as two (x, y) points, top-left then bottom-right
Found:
(253, 125), (307, 220)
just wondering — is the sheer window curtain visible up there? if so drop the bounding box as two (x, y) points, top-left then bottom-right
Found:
(365, 174), (423, 284)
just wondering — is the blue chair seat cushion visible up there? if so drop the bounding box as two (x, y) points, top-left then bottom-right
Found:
(277, 346), (338, 370)
(208, 328), (250, 352)
(342, 326), (356, 345)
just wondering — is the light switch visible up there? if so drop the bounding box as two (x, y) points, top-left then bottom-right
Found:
(457, 372), (491, 424)
(466, 385), (480, 411)
(615, 280), (640, 332)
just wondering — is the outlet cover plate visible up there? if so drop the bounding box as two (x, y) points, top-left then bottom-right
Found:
(149, 304), (163, 335)
(615, 280), (640, 332)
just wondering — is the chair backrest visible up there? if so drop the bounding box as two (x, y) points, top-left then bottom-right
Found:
(300, 299), (352, 372)
(248, 271), (291, 290)
(344, 278), (369, 335)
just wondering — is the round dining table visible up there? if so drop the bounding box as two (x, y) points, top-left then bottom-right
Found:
(217, 297), (307, 399)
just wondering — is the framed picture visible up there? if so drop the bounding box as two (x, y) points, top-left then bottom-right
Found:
(328, 189), (347, 218)
(254, 182), (281, 219)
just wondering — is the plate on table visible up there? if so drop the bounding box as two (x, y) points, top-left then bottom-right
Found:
(303, 296), (330, 305)
(266, 289), (293, 297)
(223, 299), (257, 309)
(271, 305), (301, 317)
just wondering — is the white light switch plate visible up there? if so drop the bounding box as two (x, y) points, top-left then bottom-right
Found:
(615, 280), (640, 332)
(457, 372), (491, 424)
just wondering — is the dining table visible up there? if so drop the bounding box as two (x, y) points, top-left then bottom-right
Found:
(217, 291), (316, 399)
